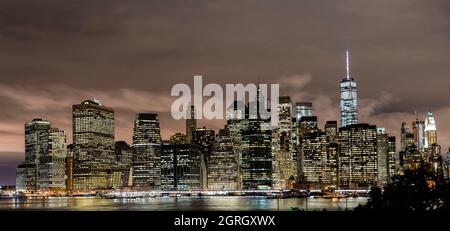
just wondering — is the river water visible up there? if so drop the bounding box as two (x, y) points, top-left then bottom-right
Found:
(0, 196), (368, 211)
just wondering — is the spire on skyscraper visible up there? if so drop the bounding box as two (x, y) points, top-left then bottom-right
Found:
(346, 50), (350, 80)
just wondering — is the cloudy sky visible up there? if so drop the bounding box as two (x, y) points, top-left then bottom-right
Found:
(1, 0), (449, 184)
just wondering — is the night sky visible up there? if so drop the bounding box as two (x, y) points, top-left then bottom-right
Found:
(1, 0), (449, 185)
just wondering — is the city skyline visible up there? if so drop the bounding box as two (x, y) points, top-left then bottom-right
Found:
(1, 0), (450, 186)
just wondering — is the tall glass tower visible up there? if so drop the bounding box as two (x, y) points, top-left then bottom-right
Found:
(132, 113), (162, 189)
(340, 50), (358, 127)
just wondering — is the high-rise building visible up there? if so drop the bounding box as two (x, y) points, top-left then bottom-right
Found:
(115, 141), (132, 166)
(38, 128), (67, 190)
(161, 143), (201, 190)
(208, 128), (238, 190)
(295, 102), (313, 126)
(241, 119), (272, 190)
(192, 127), (215, 189)
(16, 119), (67, 192)
(340, 50), (358, 127)
(132, 113), (162, 189)
(170, 133), (187, 145)
(72, 100), (129, 191)
(19, 119), (51, 191)
(376, 128), (389, 186)
(339, 123), (377, 189)
(400, 122), (414, 151)
(299, 130), (329, 189)
(186, 105), (197, 143)
(412, 115), (425, 151)
(387, 136), (396, 178)
(272, 96), (296, 189)
(325, 121), (338, 143)
(299, 116), (318, 138)
(424, 111), (437, 148)
(226, 101), (247, 190)
(72, 99), (115, 164)
(444, 148), (450, 179)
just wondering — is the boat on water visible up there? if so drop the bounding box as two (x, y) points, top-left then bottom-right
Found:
(12, 192), (28, 200)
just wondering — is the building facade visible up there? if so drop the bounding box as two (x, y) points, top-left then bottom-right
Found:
(340, 51), (358, 127)
(339, 124), (378, 189)
(132, 113), (162, 189)
(161, 143), (201, 190)
(208, 129), (238, 190)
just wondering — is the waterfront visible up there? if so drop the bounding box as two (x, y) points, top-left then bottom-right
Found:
(0, 196), (368, 211)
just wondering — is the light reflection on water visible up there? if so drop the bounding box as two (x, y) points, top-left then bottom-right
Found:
(0, 197), (368, 211)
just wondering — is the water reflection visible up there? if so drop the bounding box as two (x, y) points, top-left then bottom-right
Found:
(0, 197), (368, 211)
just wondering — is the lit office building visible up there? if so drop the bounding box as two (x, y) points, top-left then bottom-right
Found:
(424, 111), (437, 148)
(272, 96), (296, 189)
(325, 121), (339, 188)
(161, 143), (201, 190)
(192, 127), (215, 189)
(72, 100), (130, 191)
(115, 141), (132, 166)
(425, 143), (442, 176)
(170, 133), (187, 145)
(412, 116), (425, 151)
(339, 124), (378, 189)
(298, 116), (319, 138)
(38, 128), (67, 190)
(132, 113), (162, 189)
(444, 148), (450, 179)
(325, 121), (338, 143)
(16, 119), (67, 192)
(399, 121), (417, 174)
(241, 119), (272, 190)
(72, 99), (115, 163)
(400, 122), (415, 151)
(226, 101), (247, 190)
(17, 119), (51, 191)
(299, 131), (329, 189)
(186, 105), (197, 143)
(340, 51), (358, 127)
(401, 149), (423, 172)
(388, 136), (396, 178)
(295, 102), (313, 126)
(376, 128), (389, 186)
(208, 128), (238, 190)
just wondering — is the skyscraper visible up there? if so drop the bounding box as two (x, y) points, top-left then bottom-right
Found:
(295, 102), (313, 126)
(387, 136), (396, 178)
(192, 127), (215, 189)
(400, 122), (414, 151)
(161, 142), (201, 190)
(208, 128), (238, 190)
(412, 114), (425, 151)
(16, 119), (67, 192)
(72, 100), (130, 191)
(115, 141), (132, 166)
(273, 96), (296, 189)
(132, 113), (162, 189)
(340, 50), (358, 127)
(241, 119), (272, 190)
(424, 111), (437, 148)
(72, 99), (115, 163)
(376, 128), (389, 186)
(299, 130), (329, 189)
(169, 133), (188, 145)
(38, 128), (67, 190)
(186, 105), (197, 143)
(17, 119), (51, 192)
(226, 101), (247, 190)
(444, 148), (450, 179)
(339, 123), (378, 189)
